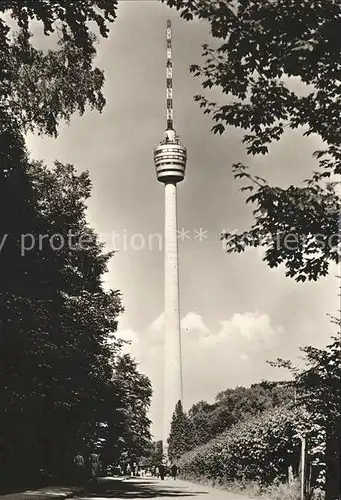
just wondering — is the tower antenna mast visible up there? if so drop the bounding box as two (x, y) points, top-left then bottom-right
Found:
(166, 19), (173, 130)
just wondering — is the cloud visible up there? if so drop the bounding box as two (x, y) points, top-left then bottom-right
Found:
(199, 312), (283, 352)
(149, 312), (164, 332)
(147, 311), (210, 342)
(230, 312), (282, 342)
(149, 311), (209, 334)
(181, 312), (209, 334)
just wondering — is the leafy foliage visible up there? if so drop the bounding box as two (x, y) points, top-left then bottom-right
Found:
(270, 327), (341, 499)
(0, 1), (153, 490)
(168, 400), (194, 462)
(271, 327), (340, 426)
(103, 354), (152, 463)
(0, 0), (118, 136)
(143, 440), (164, 469)
(178, 404), (309, 486)
(187, 381), (295, 447)
(0, 136), (151, 487)
(8, 34), (106, 137)
(165, 0), (341, 281)
(168, 382), (295, 466)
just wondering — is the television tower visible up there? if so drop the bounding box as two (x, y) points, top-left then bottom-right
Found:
(154, 19), (187, 456)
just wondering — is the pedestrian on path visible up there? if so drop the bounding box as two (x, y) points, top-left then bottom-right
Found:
(73, 452), (85, 486)
(171, 464), (178, 480)
(88, 449), (101, 488)
(159, 463), (165, 480)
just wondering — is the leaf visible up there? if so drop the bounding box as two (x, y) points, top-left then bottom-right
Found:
(212, 123), (225, 135)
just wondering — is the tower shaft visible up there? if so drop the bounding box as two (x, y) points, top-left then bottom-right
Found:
(163, 182), (183, 454)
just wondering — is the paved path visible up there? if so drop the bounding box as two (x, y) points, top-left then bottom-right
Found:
(77, 477), (257, 500)
(0, 486), (79, 500)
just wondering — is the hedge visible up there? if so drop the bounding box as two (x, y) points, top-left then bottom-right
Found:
(178, 405), (311, 486)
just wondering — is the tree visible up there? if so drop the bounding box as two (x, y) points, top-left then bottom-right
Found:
(186, 382), (295, 446)
(188, 401), (214, 446)
(1, 0), (118, 136)
(0, 2), (152, 490)
(0, 152), (128, 487)
(168, 401), (194, 462)
(134, 440), (164, 471)
(0, 147), (149, 488)
(300, 335), (340, 500)
(101, 354), (152, 466)
(165, 0), (341, 281)
(270, 325), (341, 500)
(147, 441), (164, 468)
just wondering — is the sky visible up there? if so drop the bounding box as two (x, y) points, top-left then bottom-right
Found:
(25, 0), (339, 440)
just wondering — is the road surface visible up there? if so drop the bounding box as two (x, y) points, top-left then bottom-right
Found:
(77, 477), (257, 500)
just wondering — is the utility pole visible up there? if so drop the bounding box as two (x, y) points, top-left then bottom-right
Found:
(300, 434), (307, 500)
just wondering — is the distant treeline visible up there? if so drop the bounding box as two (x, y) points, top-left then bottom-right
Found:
(168, 380), (295, 459)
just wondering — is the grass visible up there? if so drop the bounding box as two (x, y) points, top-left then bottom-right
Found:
(180, 475), (303, 500)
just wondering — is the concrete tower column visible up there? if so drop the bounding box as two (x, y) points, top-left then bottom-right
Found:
(163, 182), (183, 454)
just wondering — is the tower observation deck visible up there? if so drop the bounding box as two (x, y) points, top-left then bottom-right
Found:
(154, 130), (187, 184)
(153, 19), (187, 458)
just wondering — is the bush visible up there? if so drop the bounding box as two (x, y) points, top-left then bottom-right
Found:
(178, 405), (310, 486)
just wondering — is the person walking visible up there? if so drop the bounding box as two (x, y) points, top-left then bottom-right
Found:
(171, 464), (178, 480)
(88, 450), (101, 488)
(73, 452), (85, 486)
(159, 463), (165, 480)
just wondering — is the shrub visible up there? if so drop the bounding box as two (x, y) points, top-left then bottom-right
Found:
(178, 405), (310, 486)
